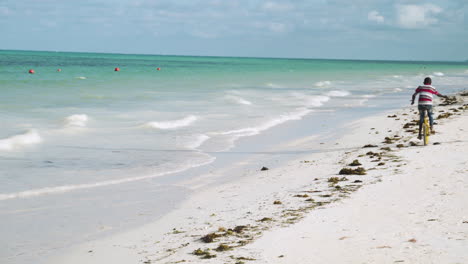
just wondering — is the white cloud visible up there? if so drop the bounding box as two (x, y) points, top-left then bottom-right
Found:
(396, 4), (442, 29)
(368, 10), (384, 23)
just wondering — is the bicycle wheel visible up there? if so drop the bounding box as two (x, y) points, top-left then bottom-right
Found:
(423, 124), (429, 146)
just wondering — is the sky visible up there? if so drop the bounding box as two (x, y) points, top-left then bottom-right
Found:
(0, 0), (467, 61)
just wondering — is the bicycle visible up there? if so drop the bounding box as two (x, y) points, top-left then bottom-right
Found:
(421, 113), (431, 146)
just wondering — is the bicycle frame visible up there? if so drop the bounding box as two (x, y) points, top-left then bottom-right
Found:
(421, 112), (431, 146)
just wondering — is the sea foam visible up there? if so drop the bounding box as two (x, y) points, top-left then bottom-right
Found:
(314, 81), (331, 87)
(225, 95), (252, 105)
(325, 90), (350, 97)
(145, 115), (198, 130)
(0, 130), (42, 151)
(305, 95), (330, 107)
(64, 114), (89, 127)
(220, 108), (312, 138)
(0, 155), (215, 201)
(185, 134), (210, 149)
(433, 72), (444, 76)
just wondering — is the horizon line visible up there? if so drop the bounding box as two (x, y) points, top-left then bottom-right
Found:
(1, 48), (466, 64)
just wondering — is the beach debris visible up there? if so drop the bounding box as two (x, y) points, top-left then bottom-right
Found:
(339, 236), (350, 240)
(215, 244), (232, 252)
(353, 180), (363, 183)
(233, 225), (248, 233)
(171, 228), (185, 234)
(294, 194), (309, 198)
(363, 144), (378, 148)
(200, 233), (222, 243)
(348, 159), (362, 166)
(407, 238), (417, 243)
(439, 96), (458, 106)
(258, 217), (273, 222)
(328, 177), (348, 184)
(433, 142), (441, 145)
(463, 220), (468, 224)
(387, 115), (397, 118)
(460, 91), (468, 96)
(305, 198), (315, 202)
(427, 219), (438, 222)
(278, 255), (285, 258)
(260, 166), (269, 171)
(376, 245), (392, 249)
(377, 162), (386, 166)
(339, 167), (366, 175)
(380, 147), (392, 151)
(409, 141), (418, 146)
(273, 200), (282, 205)
(396, 144), (405, 148)
(437, 112), (453, 119)
(193, 248), (217, 259)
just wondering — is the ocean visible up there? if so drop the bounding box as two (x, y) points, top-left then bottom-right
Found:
(1, 50), (467, 263)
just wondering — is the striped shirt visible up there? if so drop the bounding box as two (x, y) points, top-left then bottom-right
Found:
(415, 85), (440, 105)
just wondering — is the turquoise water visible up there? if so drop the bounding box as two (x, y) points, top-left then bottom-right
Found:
(1, 50), (467, 263)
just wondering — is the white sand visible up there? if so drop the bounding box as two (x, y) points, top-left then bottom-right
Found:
(49, 98), (468, 264)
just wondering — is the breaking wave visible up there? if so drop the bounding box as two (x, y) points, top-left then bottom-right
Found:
(0, 130), (42, 151)
(144, 115), (198, 130)
(325, 90), (350, 97)
(64, 114), (88, 128)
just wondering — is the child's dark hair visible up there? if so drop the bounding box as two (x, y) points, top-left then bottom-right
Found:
(424, 77), (432, 85)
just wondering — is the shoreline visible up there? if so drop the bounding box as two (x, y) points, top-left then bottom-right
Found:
(48, 95), (468, 264)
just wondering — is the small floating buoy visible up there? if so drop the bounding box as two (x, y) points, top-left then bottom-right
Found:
(28, 69), (35, 74)
(156, 67), (161, 71)
(114, 67), (120, 72)
(57, 69), (62, 72)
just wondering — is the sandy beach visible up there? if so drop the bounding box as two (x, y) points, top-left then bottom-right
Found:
(49, 94), (468, 264)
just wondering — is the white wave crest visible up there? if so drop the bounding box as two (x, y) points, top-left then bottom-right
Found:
(0, 130), (42, 151)
(145, 115), (198, 130)
(362, 94), (376, 98)
(265, 83), (283, 89)
(394, 88), (403, 92)
(305, 95), (330, 107)
(0, 156), (215, 201)
(76, 76), (87, 79)
(185, 134), (210, 149)
(64, 114), (88, 127)
(433, 72), (444, 76)
(325, 90), (350, 97)
(220, 108), (313, 137)
(314, 81), (331, 87)
(225, 95), (252, 105)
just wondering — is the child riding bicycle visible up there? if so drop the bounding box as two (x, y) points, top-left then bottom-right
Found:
(411, 77), (448, 140)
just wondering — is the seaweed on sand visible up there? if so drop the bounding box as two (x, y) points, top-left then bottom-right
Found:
(193, 248), (217, 259)
(348, 159), (362, 166)
(339, 167), (366, 175)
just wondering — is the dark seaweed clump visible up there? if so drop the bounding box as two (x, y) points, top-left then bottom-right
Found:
(193, 248), (217, 259)
(201, 233), (222, 243)
(348, 159), (362, 166)
(437, 113), (453, 119)
(339, 167), (366, 175)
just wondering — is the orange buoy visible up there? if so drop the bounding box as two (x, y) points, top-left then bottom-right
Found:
(156, 67), (161, 71)
(114, 67), (120, 72)
(57, 68), (62, 72)
(28, 69), (35, 74)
